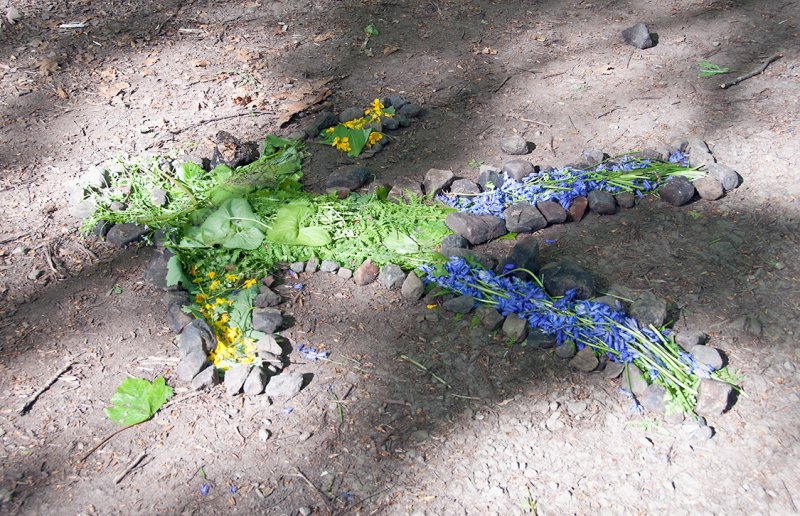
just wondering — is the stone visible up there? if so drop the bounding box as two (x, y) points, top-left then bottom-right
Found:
(639, 384), (667, 414)
(150, 188), (168, 207)
(254, 287), (282, 308)
(191, 366), (220, 391)
(675, 330), (707, 349)
(695, 379), (733, 416)
(693, 175), (724, 200)
(109, 201), (127, 212)
(526, 329), (556, 349)
(387, 179), (424, 202)
(224, 364), (251, 396)
(622, 366), (648, 395)
(568, 196), (588, 221)
(304, 110), (337, 137)
(555, 341), (576, 359)
(502, 314), (529, 343)
(443, 295), (475, 314)
(388, 95), (409, 108)
(445, 212), (507, 245)
(659, 177), (696, 206)
(729, 315), (763, 337)
(325, 167), (371, 191)
(587, 190), (617, 215)
(144, 249), (172, 290)
(305, 257), (319, 273)
(440, 234), (469, 251)
(163, 290), (190, 309)
(379, 264), (405, 289)
(264, 372), (305, 397)
(177, 351), (207, 382)
(255, 334), (284, 356)
(423, 168), (455, 196)
(477, 166), (503, 190)
(500, 237), (540, 276)
(401, 272), (425, 300)
(180, 319), (217, 357)
(320, 260), (339, 273)
(448, 178), (481, 195)
(476, 305), (504, 331)
(536, 200), (567, 224)
(70, 199), (96, 219)
(567, 400), (588, 417)
(594, 295), (621, 310)
(581, 149), (606, 166)
(502, 159), (536, 181)
(339, 107), (363, 123)
(603, 361), (625, 379)
(78, 166), (110, 189)
(630, 291), (668, 327)
(252, 307), (283, 333)
(397, 103), (422, 118)
(440, 248), (498, 270)
(690, 345), (724, 371)
(615, 192), (636, 208)
(394, 114), (411, 127)
(500, 134), (530, 155)
(244, 366), (268, 395)
(106, 223), (149, 246)
(337, 267), (353, 280)
(707, 163), (741, 191)
(290, 262), (305, 274)
(354, 259), (380, 286)
(503, 202), (547, 233)
(540, 258), (596, 299)
(381, 115), (400, 130)
(166, 302), (193, 333)
(570, 346), (599, 372)
(622, 22), (655, 49)
(686, 137), (715, 169)
(210, 131), (259, 168)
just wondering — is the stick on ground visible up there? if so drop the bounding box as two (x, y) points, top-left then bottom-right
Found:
(114, 451), (147, 484)
(720, 54), (782, 89)
(18, 360), (75, 414)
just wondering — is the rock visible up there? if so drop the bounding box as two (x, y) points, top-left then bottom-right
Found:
(675, 330), (707, 349)
(394, 114), (411, 127)
(177, 351), (207, 382)
(503, 202), (547, 233)
(109, 201), (127, 212)
(381, 115), (400, 130)
(180, 319), (217, 357)
(536, 200), (567, 224)
(144, 249), (172, 290)
(603, 361), (624, 379)
(244, 366), (268, 395)
(639, 384), (667, 414)
(594, 295), (621, 311)
(397, 103), (422, 118)
(255, 334), (284, 356)
(693, 175), (724, 200)
(210, 131), (259, 168)
(303, 257), (319, 273)
(70, 199), (96, 219)
(615, 192), (636, 208)
(78, 166), (110, 189)
(106, 223), (149, 246)
(555, 341), (576, 359)
(167, 303), (193, 333)
(502, 314), (529, 343)
(354, 259), (380, 286)
(401, 272), (425, 300)
(191, 366), (220, 391)
(500, 135), (530, 155)
(686, 138), (715, 169)
(567, 400), (588, 417)
(387, 179), (424, 202)
(320, 260), (339, 273)
(445, 212), (507, 245)
(252, 307), (283, 333)
(570, 346), (599, 372)
(581, 149), (606, 166)
(527, 329), (556, 349)
(304, 110), (337, 137)
(682, 419), (713, 441)
(290, 261), (305, 274)
(337, 267), (353, 280)
(500, 237), (540, 276)
(443, 295), (475, 314)
(476, 305), (504, 331)
(264, 372), (305, 397)
(630, 291), (668, 327)
(325, 167), (371, 191)
(707, 163), (741, 191)
(339, 107), (363, 123)
(502, 160), (536, 181)
(477, 166), (503, 190)
(622, 366), (648, 395)
(388, 95), (409, 108)
(254, 287), (282, 308)
(729, 315), (763, 337)
(587, 190), (617, 215)
(379, 264), (405, 289)
(695, 379), (733, 416)
(163, 290), (190, 309)
(224, 364), (251, 396)
(540, 258), (596, 299)
(690, 345), (724, 371)
(150, 188), (168, 207)
(423, 169), (455, 197)
(659, 177), (696, 206)
(568, 196), (588, 221)
(440, 248), (498, 270)
(440, 234), (469, 251)
(621, 22), (655, 49)
(448, 178), (481, 195)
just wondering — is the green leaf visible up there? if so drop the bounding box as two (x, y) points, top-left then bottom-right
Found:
(497, 232), (518, 240)
(105, 377), (173, 427)
(166, 255), (191, 289)
(264, 202), (331, 246)
(193, 198), (265, 250)
(364, 24), (379, 36)
(177, 162), (207, 182)
(346, 129), (370, 157)
(229, 283), (259, 334)
(697, 60), (732, 77)
(383, 230), (420, 254)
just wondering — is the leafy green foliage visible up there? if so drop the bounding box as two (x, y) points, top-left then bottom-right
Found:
(179, 198), (265, 250)
(697, 60), (732, 77)
(105, 377), (173, 427)
(166, 255), (191, 289)
(264, 202), (332, 246)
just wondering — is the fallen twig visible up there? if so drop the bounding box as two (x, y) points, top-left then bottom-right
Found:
(18, 359), (75, 414)
(293, 467), (334, 507)
(114, 451), (147, 484)
(399, 354), (452, 389)
(78, 424), (137, 463)
(720, 54), (781, 89)
(494, 75), (512, 93)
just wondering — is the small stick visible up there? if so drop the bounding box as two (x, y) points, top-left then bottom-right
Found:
(720, 54), (781, 89)
(399, 354), (452, 389)
(114, 451), (147, 484)
(494, 75), (512, 93)
(293, 468), (333, 506)
(78, 424), (137, 463)
(18, 360), (74, 414)
(519, 118), (551, 127)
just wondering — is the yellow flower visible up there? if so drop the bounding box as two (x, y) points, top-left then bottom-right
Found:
(243, 278), (257, 289)
(195, 293), (206, 303)
(343, 118), (365, 130)
(224, 273), (239, 282)
(218, 312), (230, 324)
(203, 303), (213, 312)
(367, 131), (383, 147)
(332, 136), (351, 153)
(325, 127), (334, 134)
(209, 279), (221, 291)
(207, 272), (216, 279)
(189, 265), (198, 276)
(215, 297), (227, 305)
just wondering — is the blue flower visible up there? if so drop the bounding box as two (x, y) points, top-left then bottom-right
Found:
(200, 484), (210, 496)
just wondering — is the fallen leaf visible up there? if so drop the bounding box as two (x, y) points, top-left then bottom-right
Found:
(37, 58), (60, 76)
(481, 47), (497, 55)
(54, 87), (69, 99)
(383, 45), (401, 56)
(190, 59), (210, 67)
(99, 81), (130, 99)
(313, 31), (335, 43)
(233, 95), (252, 106)
(144, 56), (159, 66)
(275, 88), (331, 126)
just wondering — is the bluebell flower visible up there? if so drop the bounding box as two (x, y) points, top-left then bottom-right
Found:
(200, 484), (210, 496)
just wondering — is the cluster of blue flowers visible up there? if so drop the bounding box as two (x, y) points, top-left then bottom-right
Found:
(297, 343), (329, 361)
(436, 151), (691, 218)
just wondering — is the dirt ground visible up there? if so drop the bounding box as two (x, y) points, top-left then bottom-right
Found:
(1, 0), (799, 513)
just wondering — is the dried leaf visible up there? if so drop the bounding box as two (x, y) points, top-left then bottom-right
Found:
(233, 95), (252, 106)
(313, 31), (335, 43)
(99, 81), (130, 99)
(481, 47), (497, 55)
(383, 45), (401, 56)
(101, 67), (118, 81)
(37, 58), (60, 76)
(54, 87), (69, 99)
(144, 56), (159, 66)
(275, 88), (330, 126)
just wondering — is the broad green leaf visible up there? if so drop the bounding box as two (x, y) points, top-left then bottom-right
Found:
(229, 284), (259, 333)
(383, 230), (419, 254)
(223, 226), (265, 250)
(346, 129), (370, 157)
(295, 226), (332, 246)
(210, 164), (234, 183)
(105, 377), (173, 427)
(166, 255), (191, 289)
(208, 183), (250, 206)
(179, 198), (265, 249)
(177, 162), (206, 182)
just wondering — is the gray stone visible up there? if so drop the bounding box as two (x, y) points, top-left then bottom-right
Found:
(500, 237), (541, 276)
(502, 314), (529, 343)
(177, 351), (207, 382)
(587, 190), (617, 215)
(320, 260), (339, 273)
(675, 330), (707, 350)
(290, 261), (305, 274)
(621, 366), (648, 395)
(252, 307), (283, 333)
(224, 364), (251, 396)
(500, 135), (530, 155)
(443, 295), (475, 314)
(244, 366), (268, 395)
(191, 366), (220, 391)
(555, 341), (577, 359)
(693, 175), (724, 200)
(439, 248), (498, 270)
(503, 160), (536, 181)
(581, 149), (606, 166)
(388, 95), (408, 108)
(397, 103), (422, 118)
(210, 131), (259, 169)
(304, 110), (337, 137)
(503, 202), (547, 233)
(526, 329), (556, 349)
(690, 345), (724, 371)
(540, 258), (596, 299)
(639, 384), (667, 414)
(162, 290), (190, 309)
(339, 107), (363, 123)
(354, 259), (380, 286)
(106, 223), (149, 246)
(686, 138), (715, 169)
(660, 177), (696, 206)
(150, 187), (168, 207)
(707, 163), (741, 192)
(440, 234), (469, 251)
(109, 201), (127, 212)
(387, 179), (424, 202)
(445, 212), (507, 245)
(401, 272), (425, 300)
(616, 192), (636, 208)
(570, 346), (599, 372)
(448, 178), (481, 195)
(337, 267), (353, 280)
(594, 295), (622, 311)
(394, 114), (411, 127)
(476, 305), (504, 331)
(264, 372), (305, 397)
(603, 361), (625, 379)
(144, 249), (172, 290)
(621, 22), (655, 49)
(78, 166), (110, 189)
(326, 167), (371, 191)
(423, 168), (455, 196)
(695, 379), (733, 416)
(180, 319), (216, 357)
(379, 264), (405, 289)
(254, 287), (282, 308)
(536, 200), (567, 224)
(630, 291), (668, 328)
(255, 334), (283, 356)
(567, 400), (588, 417)
(381, 115), (400, 130)
(259, 351), (282, 369)
(69, 199), (96, 219)
(477, 166), (503, 190)
(305, 257), (319, 273)
(167, 303), (193, 333)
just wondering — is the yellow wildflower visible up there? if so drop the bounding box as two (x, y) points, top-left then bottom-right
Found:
(243, 278), (257, 289)
(367, 131), (383, 147)
(343, 119), (366, 130)
(224, 273), (239, 282)
(215, 297), (228, 305)
(207, 272), (216, 279)
(332, 136), (351, 153)
(203, 303), (213, 312)
(189, 265), (198, 276)
(218, 312), (230, 324)
(325, 127), (335, 134)
(209, 280), (221, 291)
(195, 293), (206, 304)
